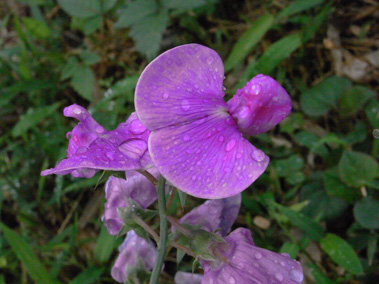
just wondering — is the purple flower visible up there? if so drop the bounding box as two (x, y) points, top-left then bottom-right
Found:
(135, 44), (291, 198)
(176, 193), (241, 236)
(200, 228), (303, 284)
(111, 230), (157, 283)
(102, 168), (159, 235)
(41, 104), (152, 178)
(175, 271), (203, 284)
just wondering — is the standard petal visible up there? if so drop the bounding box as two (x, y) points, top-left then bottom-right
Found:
(135, 44), (226, 131)
(227, 74), (292, 135)
(148, 112), (269, 199)
(111, 230), (156, 283)
(200, 228), (304, 284)
(103, 169), (159, 235)
(175, 271), (203, 284)
(41, 111), (151, 178)
(178, 193), (241, 236)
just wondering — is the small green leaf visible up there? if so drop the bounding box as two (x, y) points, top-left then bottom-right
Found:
(0, 223), (61, 284)
(162, 0), (213, 9)
(94, 226), (117, 262)
(279, 242), (300, 259)
(71, 16), (103, 35)
(301, 3), (331, 42)
(69, 266), (104, 284)
(338, 150), (379, 187)
(365, 99), (379, 128)
(252, 32), (302, 75)
(12, 103), (61, 137)
(320, 233), (363, 275)
(277, 0), (325, 21)
(323, 168), (359, 202)
(274, 155), (304, 178)
(61, 57), (79, 80)
(23, 17), (51, 39)
(129, 10), (169, 59)
(353, 196), (379, 229)
(307, 263), (337, 284)
(114, 0), (158, 28)
(224, 14), (274, 71)
(300, 76), (352, 117)
(58, 0), (102, 18)
(70, 65), (95, 101)
(280, 113), (304, 134)
(339, 86), (376, 117)
(294, 131), (328, 157)
(80, 50), (101, 65)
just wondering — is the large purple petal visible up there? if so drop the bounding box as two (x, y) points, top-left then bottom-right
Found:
(111, 230), (156, 283)
(103, 168), (159, 235)
(41, 106), (152, 178)
(175, 272), (203, 284)
(200, 228), (304, 284)
(178, 194), (241, 236)
(135, 44), (225, 131)
(227, 75), (291, 135)
(148, 113), (269, 199)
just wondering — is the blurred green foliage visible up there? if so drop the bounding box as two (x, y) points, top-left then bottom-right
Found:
(0, 0), (377, 283)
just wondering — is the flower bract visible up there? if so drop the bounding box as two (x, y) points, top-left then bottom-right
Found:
(135, 44), (291, 198)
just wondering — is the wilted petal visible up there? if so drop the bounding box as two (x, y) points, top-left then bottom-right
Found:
(103, 168), (159, 235)
(111, 230), (156, 283)
(200, 228), (304, 284)
(227, 75), (291, 136)
(41, 107), (151, 178)
(175, 271), (203, 284)
(135, 44), (225, 131)
(178, 194), (241, 236)
(148, 113), (269, 198)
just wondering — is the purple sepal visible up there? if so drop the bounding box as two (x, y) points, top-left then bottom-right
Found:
(200, 228), (304, 284)
(111, 230), (156, 283)
(41, 105), (152, 178)
(103, 168), (159, 235)
(135, 44), (291, 199)
(227, 75), (292, 135)
(177, 194), (241, 236)
(175, 271), (203, 284)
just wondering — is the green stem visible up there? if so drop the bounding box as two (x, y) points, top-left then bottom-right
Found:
(149, 176), (167, 284)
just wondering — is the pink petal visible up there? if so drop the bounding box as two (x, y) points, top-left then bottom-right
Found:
(227, 74), (292, 135)
(148, 113), (269, 199)
(135, 44), (225, 131)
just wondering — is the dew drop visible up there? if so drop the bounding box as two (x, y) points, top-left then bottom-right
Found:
(191, 175), (197, 181)
(218, 136), (225, 142)
(238, 106), (250, 119)
(251, 149), (265, 162)
(225, 117), (233, 125)
(229, 276), (236, 284)
(255, 252), (262, 259)
(289, 269), (304, 283)
(130, 119), (147, 135)
(162, 92), (169, 99)
(236, 153), (242, 159)
(76, 146), (88, 154)
(73, 108), (82, 115)
(183, 135), (190, 141)
(225, 139), (236, 152)
(281, 253), (290, 258)
(181, 100), (190, 111)
(250, 84), (261, 95)
(96, 126), (105, 133)
(274, 272), (284, 282)
(206, 56), (214, 65)
(280, 261), (285, 267)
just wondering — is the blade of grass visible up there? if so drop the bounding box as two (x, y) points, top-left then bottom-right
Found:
(0, 223), (62, 284)
(277, 0), (325, 21)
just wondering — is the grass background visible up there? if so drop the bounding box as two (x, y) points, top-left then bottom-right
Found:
(0, 0), (378, 283)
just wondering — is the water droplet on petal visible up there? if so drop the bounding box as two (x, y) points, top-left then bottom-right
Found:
(73, 108), (82, 115)
(162, 92), (169, 99)
(183, 135), (190, 141)
(251, 149), (265, 162)
(238, 106), (250, 119)
(255, 252), (262, 259)
(76, 146), (88, 154)
(229, 276), (236, 284)
(130, 119), (147, 135)
(218, 136), (224, 142)
(274, 272), (284, 282)
(289, 269), (304, 283)
(206, 56), (214, 65)
(250, 84), (261, 95)
(181, 100), (190, 111)
(225, 139), (236, 152)
(236, 153), (242, 159)
(281, 253), (290, 258)
(225, 117), (234, 125)
(191, 175), (197, 181)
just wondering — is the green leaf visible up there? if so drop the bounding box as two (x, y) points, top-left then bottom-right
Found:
(274, 155), (304, 177)
(294, 131), (328, 157)
(300, 76), (352, 117)
(129, 10), (169, 59)
(252, 33), (302, 75)
(69, 266), (104, 284)
(94, 225), (117, 262)
(271, 202), (325, 241)
(280, 113), (304, 134)
(71, 15), (103, 35)
(277, 0), (325, 21)
(320, 233), (363, 275)
(80, 50), (101, 65)
(11, 103), (61, 137)
(339, 86), (376, 117)
(353, 196), (379, 229)
(114, 0), (158, 28)
(58, 0), (102, 18)
(338, 150), (379, 187)
(279, 242), (300, 259)
(224, 14), (274, 71)
(0, 223), (61, 284)
(70, 65), (95, 101)
(177, 188), (187, 209)
(23, 17), (51, 39)
(162, 0), (215, 9)
(301, 3), (331, 42)
(307, 263), (337, 284)
(365, 99), (379, 128)
(323, 168), (359, 202)
(61, 57), (79, 80)
(342, 121), (367, 145)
